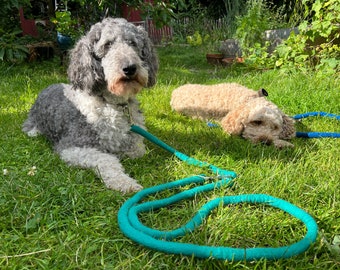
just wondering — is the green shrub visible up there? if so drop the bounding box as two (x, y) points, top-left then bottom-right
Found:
(0, 31), (29, 63)
(237, 0), (340, 74)
(51, 11), (81, 39)
(235, 0), (287, 56)
(273, 0), (340, 73)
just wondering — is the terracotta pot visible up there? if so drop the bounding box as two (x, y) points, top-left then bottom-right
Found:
(222, 57), (244, 66)
(236, 57), (244, 63)
(206, 53), (223, 65)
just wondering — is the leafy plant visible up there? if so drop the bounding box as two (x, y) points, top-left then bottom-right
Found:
(235, 0), (285, 56)
(118, 0), (187, 28)
(141, 1), (179, 28)
(186, 31), (222, 55)
(0, 31), (29, 62)
(172, 3), (230, 44)
(243, 41), (275, 69)
(236, 0), (340, 73)
(0, 0), (30, 31)
(186, 31), (211, 47)
(0, 1), (31, 63)
(273, 0), (340, 73)
(51, 11), (81, 39)
(186, 31), (203, 46)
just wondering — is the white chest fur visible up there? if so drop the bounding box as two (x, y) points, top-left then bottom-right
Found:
(63, 85), (145, 153)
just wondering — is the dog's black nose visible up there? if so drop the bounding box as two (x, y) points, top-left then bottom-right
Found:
(123, 64), (137, 77)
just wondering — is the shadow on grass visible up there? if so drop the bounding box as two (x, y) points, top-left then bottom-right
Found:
(142, 112), (322, 165)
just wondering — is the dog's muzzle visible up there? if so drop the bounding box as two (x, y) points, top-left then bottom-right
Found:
(102, 45), (149, 97)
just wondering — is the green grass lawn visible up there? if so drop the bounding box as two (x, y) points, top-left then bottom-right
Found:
(0, 45), (339, 269)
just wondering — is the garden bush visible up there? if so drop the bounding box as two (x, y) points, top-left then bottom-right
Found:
(240, 0), (340, 73)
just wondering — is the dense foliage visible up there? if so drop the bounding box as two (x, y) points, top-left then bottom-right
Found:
(0, 31), (29, 62)
(0, 0), (187, 62)
(239, 0), (340, 74)
(0, 0), (30, 31)
(273, 0), (340, 73)
(0, 0), (339, 72)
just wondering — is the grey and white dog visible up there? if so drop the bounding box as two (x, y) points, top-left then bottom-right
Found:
(23, 18), (158, 192)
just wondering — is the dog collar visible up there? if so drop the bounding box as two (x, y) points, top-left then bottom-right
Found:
(118, 102), (134, 125)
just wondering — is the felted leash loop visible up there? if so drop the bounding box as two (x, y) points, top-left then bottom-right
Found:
(117, 125), (318, 261)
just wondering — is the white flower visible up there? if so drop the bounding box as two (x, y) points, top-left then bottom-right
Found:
(27, 166), (37, 176)
(3, 169), (8, 175)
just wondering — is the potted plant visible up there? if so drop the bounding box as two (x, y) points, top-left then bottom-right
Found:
(220, 39), (242, 57)
(206, 51), (224, 65)
(205, 39), (224, 65)
(52, 11), (78, 51)
(186, 31), (224, 65)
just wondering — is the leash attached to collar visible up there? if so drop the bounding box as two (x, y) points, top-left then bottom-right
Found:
(117, 125), (318, 261)
(293, 112), (340, 138)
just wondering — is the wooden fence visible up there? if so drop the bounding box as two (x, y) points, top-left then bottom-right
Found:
(135, 17), (231, 45)
(131, 20), (173, 45)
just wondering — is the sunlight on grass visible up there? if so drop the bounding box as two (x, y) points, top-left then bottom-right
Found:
(0, 46), (339, 269)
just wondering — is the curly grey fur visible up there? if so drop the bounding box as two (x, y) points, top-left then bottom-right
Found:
(22, 18), (158, 192)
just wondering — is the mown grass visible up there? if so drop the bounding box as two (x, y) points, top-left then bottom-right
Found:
(0, 45), (339, 269)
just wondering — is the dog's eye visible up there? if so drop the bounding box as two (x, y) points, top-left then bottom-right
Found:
(251, 120), (263, 126)
(104, 41), (114, 50)
(126, 39), (137, 47)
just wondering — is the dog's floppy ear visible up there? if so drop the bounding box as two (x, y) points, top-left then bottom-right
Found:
(280, 114), (296, 139)
(220, 107), (246, 135)
(258, 88), (268, 97)
(137, 26), (159, 87)
(67, 23), (104, 92)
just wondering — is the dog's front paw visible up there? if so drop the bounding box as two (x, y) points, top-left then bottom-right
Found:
(122, 181), (143, 193)
(125, 141), (146, 159)
(273, 139), (294, 149)
(103, 175), (143, 193)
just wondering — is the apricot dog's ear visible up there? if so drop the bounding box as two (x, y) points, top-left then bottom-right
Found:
(220, 107), (247, 135)
(280, 114), (296, 139)
(258, 88), (268, 97)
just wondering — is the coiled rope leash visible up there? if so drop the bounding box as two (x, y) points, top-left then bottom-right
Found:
(293, 111), (340, 138)
(117, 125), (318, 261)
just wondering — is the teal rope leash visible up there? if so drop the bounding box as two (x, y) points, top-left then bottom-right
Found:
(129, 125), (237, 179)
(293, 112), (340, 138)
(117, 125), (318, 261)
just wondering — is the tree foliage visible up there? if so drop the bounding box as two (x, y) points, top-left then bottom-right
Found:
(0, 0), (187, 62)
(64, 0), (187, 28)
(0, 0), (30, 32)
